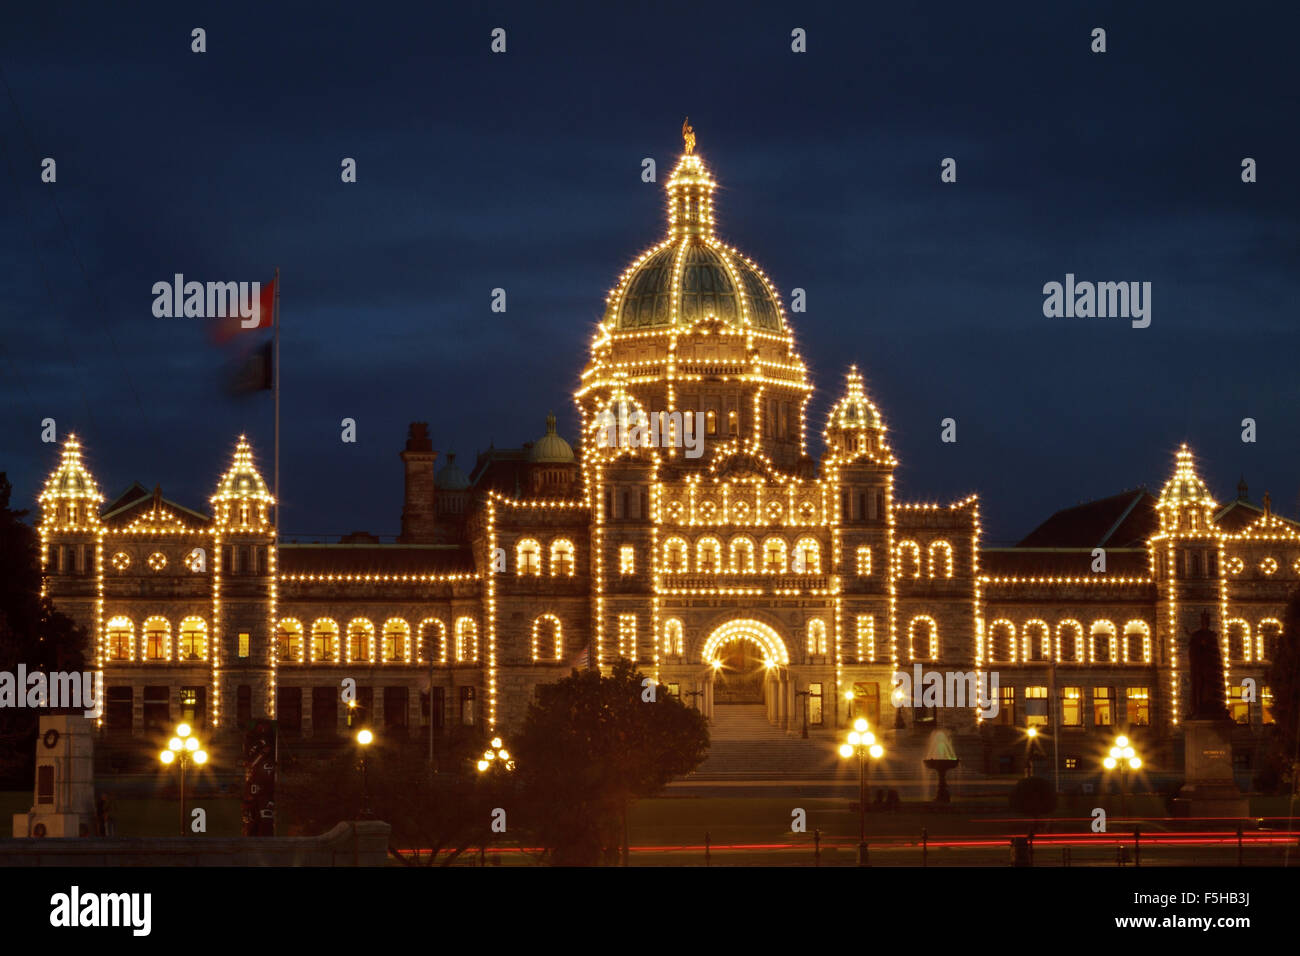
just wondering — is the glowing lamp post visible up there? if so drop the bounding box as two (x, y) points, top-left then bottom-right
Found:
(356, 728), (375, 819)
(159, 722), (207, 836)
(839, 717), (884, 866)
(1103, 734), (1142, 817)
(1025, 726), (1039, 777)
(476, 737), (515, 774)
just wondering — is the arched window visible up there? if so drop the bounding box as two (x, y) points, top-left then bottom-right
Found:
(1226, 619), (1250, 662)
(663, 537), (688, 572)
(311, 619), (339, 662)
(382, 618), (410, 662)
(455, 617), (478, 662)
(516, 538), (541, 576)
(106, 616), (134, 661)
(347, 618), (375, 662)
(696, 536), (721, 573)
(531, 614), (563, 662)
(1090, 620), (1117, 663)
(928, 541), (954, 578)
(762, 537), (788, 573)
(1123, 620), (1150, 664)
(807, 619), (828, 656)
(988, 619), (1015, 663)
(1023, 620), (1050, 662)
(910, 615), (938, 661)
(730, 536), (756, 573)
(1258, 618), (1282, 662)
(549, 539), (575, 576)
(727, 409), (738, 434)
(179, 616), (208, 661)
(897, 541), (922, 578)
(1056, 619), (1083, 662)
(417, 618), (447, 664)
(276, 619), (302, 662)
(663, 618), (685, 657)
(705, 410), (717, 435)
(143, 616), (170, 661)
(793, 536), (820, 574)
(855, 545), (871, 577)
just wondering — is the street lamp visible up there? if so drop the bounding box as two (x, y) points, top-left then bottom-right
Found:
(356, 727), (375, 819)
(1103, 734), (1142, 818)
(838, 717), (885, 866)
(1025, 726), (1040, 777)
(159, 722), (207, 836)
(476, 736), (515, 774)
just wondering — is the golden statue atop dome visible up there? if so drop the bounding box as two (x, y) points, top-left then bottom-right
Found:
(682, 116), (695, 154)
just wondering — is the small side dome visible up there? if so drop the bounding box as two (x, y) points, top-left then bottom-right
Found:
(529, 413), (575, 463)
(435, 453), (470, 491)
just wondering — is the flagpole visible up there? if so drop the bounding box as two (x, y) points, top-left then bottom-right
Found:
(273, 267), (281, 536)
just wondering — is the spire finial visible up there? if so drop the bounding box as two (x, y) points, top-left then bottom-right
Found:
(682, 116), (695, 155)
(1264, 491), (1272, 515)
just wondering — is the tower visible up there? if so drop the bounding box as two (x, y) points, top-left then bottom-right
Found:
(38, 435), (103, 654)
(210, 436), (276, 731)
(398, 423), (438, 543)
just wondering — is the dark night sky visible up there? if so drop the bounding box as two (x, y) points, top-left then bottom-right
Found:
(2, 1), (1297, 544)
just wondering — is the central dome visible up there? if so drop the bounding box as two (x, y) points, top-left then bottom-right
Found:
(602, 149), (785, 335)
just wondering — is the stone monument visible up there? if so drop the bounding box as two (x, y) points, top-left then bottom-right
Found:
(1172, 611), (1248, 818)
(11, 714), (97, 838)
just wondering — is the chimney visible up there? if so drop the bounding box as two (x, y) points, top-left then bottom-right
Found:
(398, 423), (438, 542)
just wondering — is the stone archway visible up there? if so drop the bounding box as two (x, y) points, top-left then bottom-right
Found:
(700, 620), (791, 724)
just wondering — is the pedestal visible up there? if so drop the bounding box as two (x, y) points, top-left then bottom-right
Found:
(12, 715), (97, 838)
(1171, 719), (1248, 819)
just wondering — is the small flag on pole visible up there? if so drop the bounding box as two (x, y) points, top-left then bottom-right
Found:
(227, 340), (273, 395)
(210, 276), (276, 345)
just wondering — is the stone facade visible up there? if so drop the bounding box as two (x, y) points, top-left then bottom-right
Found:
(35, 143), (1294, 776)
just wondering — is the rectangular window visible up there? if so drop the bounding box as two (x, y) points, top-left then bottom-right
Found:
(619, 614), (637, 659)
(353, 686), (374, 727)
(998, 685), (1015, 726)
(459, 686), (476, 726)
(384, 687), (409, 734)
(1064, 756), (1080, 770)
(179, 686), (206, 728)
(808, 682), (823, 726)
(311, 686), (338, 737)
(667, 682), (680, 698)
(1061, 687), (1082, 727)
(856, 615), (874, 662)
(619, 545), (635, 575)
(236, 684), (252, 726)
(1025, 686), (1048, 727)
(238, 633), (250, 658)
(1228, 686), (1250, 725)
(143, 685), (170, 733)
(106, 686), (132, 734)
(1126, 687), (1150, 726)
(1262, 686), (1274, 725)
(278, 687), (302, 736)
(1093, 687), (1113, 727)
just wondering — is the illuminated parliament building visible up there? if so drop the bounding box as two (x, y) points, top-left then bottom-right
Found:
(36, 133), (1295, 775)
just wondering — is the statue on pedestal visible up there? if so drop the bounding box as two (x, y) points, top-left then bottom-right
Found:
(1184, 610), (1228, 721)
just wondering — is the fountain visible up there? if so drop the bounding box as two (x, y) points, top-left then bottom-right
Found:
(923, 729), (960, 804)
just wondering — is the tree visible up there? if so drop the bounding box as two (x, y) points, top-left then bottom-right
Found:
(277, 742), (509, 865)
(513, 660), (709, 865)
(1009, 776), (1057, 817)
(0, 473), (87, 786)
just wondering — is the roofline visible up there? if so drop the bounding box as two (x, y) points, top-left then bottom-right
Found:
(1098, 488), (1148, 546)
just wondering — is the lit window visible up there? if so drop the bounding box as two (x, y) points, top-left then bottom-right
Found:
(1262, 686), (1274, 724)
(347, 619), (374, 662)
(238, 632), (250, 658)
(856, 615), (873, 663)
(793, 537), (820, 574)
(179, 617), (207, 661)
(762, 537), (787, 573)
(730, 537), (755, 573)
(619, 545), (636, 575)
(143, 616), (169, 661)
(1228, 686), (1250, 725)
(455, 617), (478, 662)
(106, 617), (134, 661)
(664, 538), (687, 572)
(311, 619), (339, 662)
(1061, 687), (1082, 726)
(277, 619), (302, 662)
(1025, 686), (1048, 727)
(663, 618), (685, 657)
(549, 539), (575, 576)
(516, 539), (541, 576)
(382, 619), (409, 662)
(696, 537), (720, 573)
(1093, 687), (1113, 726)
(1126, 687), (1150, 726)
(619, 614), (637, 659)
(807, 619), (828, 656)
(855, 546), (871, 577)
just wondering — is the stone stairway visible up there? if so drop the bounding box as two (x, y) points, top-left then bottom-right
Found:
(693, 705), (840, 777)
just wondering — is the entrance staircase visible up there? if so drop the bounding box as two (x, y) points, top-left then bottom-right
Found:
(692, 705), (839, 778)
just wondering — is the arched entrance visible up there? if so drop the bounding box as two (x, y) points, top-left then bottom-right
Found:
(701, 620), (791, 722)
